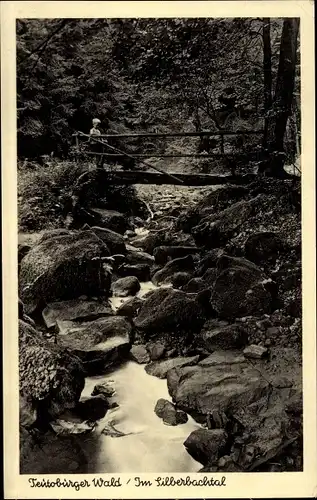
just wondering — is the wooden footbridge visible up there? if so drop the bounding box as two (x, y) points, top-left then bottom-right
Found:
(72, 128), (264, 186)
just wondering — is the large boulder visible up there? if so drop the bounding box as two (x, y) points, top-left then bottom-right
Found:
(184, 428), (228, 466)
(211, 265), (274, 319)
(111, 276), (141, 297)
(152, 255), (195, 286)
(19, 230), (111, 314)
(19, 320), (85, 419)
(154, 398), (188, 426)
(134, 288), (206, 337)
(55, 316), (132, 375)
(89, 208), (129, 234)
(42, 298), (114, 328)
(90, 226), (126, 255)
(167, 360), (270, 418)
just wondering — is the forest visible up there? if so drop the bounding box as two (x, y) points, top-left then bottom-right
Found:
(18, 18), (303, 476)
(17, 18), (300, 163)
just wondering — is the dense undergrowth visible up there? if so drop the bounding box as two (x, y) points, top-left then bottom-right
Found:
(18, 160), (144, 232)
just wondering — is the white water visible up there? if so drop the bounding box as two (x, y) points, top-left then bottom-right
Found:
(79, 361), (202, 473)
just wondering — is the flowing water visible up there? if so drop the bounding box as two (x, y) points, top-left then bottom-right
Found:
(79, 361), (202, 473)
(77, 264), (203, 473)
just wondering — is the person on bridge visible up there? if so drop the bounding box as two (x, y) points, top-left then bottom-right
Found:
(89, 118), (104, 167)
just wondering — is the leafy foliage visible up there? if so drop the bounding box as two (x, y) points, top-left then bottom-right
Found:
(17, 17), (300, 162)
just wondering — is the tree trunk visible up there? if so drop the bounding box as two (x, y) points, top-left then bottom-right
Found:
(262, 18), (272, 148)
(272, 18), (300, 152)
(262, 18), (300, 177)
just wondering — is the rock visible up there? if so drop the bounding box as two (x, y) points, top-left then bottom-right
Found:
(216, 254), (262, 274)
(211, 266), (273, 319)
(198, 350), (246, 367)
(134, 288), (205, 337)
(245, 231), (284, 265)
(112, 276), (141, 297)
(146, 341), (166, 361)
(154, 398), (188, 426)
(125, 244), (155, 266)
(145, 355), (200, 379)
(182, 277), (207, 293)
(167, 361), (270, 417)
(19, 230), (111, 314)
(74, 395), (109, 421)
(153, 246), (199, 265)
(91, 381), (116, 398)
(176, 185), (249, 233)
(196, 249), (225, 276)
(55, 316), (132, 375)
(37, 228), (71, 243)
(198, 321), (248, 351)
(232, 390), (299, 471)
(171, 271), (193, 289)
(42, 298), (114, 328)
(217, 455), (242, 472)
(90, 226), (126, 254)
(118, 263), (151, 282)
(152, 255), (195, 286)
(116, 296), (143, 318)
(19, 320), (85, 419)
(192, 194), (266, 248)
(50, 418), (95, 435)
(130, 232), (165, 254)
(184, 428), (228, 466)
(243, 344), (268, 359)
(130, 344), (150, 364)
(90, 208), (129, 234)
(20, 428), (87, 474)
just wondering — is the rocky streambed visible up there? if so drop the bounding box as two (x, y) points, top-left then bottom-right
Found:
(18, 177), (302, 474)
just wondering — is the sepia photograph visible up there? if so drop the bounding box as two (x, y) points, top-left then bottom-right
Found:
(14, 15), (305, 477)
(15, 15), (305, 477)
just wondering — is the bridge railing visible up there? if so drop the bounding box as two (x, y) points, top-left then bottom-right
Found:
(73, 129), (264, 158)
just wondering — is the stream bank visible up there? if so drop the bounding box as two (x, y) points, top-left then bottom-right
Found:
(19, 176), (302, 474)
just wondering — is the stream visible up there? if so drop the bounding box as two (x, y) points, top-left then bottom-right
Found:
(79, 361), (201, 473)
(76, 250), (202, 474)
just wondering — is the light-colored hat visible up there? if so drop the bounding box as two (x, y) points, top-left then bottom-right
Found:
(92, 118), (101, 125)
